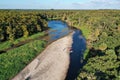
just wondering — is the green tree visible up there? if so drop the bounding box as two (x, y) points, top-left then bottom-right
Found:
(6, 26), (15, 42)
(21, 25), (29, 38)
(99, 43), (107, 51)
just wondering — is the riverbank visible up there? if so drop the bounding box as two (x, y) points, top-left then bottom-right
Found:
(12, 32), (73, 80)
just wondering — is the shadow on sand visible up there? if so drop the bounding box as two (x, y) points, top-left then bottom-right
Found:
(66, 30), (86, 80)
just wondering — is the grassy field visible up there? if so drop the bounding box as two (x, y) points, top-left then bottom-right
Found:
(0, 40), (47, 80)
(77, 25), (91, 39)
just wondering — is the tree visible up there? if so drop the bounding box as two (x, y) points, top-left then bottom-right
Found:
(6, 26), (15, 42)
(21, 25), (29, 38)
(99, 43), (107, 51)
(36, 25), (41, 32)
(0, 28), (4, 41)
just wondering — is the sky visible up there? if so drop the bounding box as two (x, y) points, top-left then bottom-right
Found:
(0, 0), (120, 9)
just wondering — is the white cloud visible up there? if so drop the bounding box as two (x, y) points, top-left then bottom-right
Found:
(72, 0), (120, 9)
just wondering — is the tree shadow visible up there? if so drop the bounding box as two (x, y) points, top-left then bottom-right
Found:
(65, 30), (86, 80)
(0, 50), (6, 54)
(95, 70), (116, 80)
(115, 45), (120, 60)
(85, 48), (105, 61)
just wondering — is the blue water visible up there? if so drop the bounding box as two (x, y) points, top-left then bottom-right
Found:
(48, 21), (86, 80)
(48, 21), (71, 42)
(65, 30), (86, 80)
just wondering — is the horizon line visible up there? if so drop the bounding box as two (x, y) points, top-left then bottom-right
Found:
(0, 8), (120, 10)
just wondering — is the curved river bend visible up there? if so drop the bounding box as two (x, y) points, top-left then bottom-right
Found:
(47, 21), (86, 80)
(12, 21), (86, 80)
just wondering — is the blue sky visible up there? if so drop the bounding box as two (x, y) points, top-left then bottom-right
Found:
(0, 0), (120, 9)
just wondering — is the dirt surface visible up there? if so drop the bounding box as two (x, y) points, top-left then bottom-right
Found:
(12, 33), (73, 80)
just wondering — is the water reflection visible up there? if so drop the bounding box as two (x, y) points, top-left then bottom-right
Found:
(48, 21), (70, 42)
(66, 30), (86, 80)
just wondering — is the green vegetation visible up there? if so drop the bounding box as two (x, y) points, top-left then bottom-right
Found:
(0, 40), (46, 80)
(68, 10), (120, 80)
(0, 32), (45, 50)
(77, 25), (91, 39)
(0, 10), (48, 42)
(0, 10), (48, 80)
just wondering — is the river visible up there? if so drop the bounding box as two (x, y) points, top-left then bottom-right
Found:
(47, 20), (86, 80)
(47, 20), (71, 42)
(12, 20), (86, 80)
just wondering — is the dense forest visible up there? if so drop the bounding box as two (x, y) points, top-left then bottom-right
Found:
(0, 10), (120, 80)
(0, 10), (48, 42)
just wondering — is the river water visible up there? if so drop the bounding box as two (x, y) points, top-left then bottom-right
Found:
(48, 20), (86, 80)
(48, 20), (71, 42)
